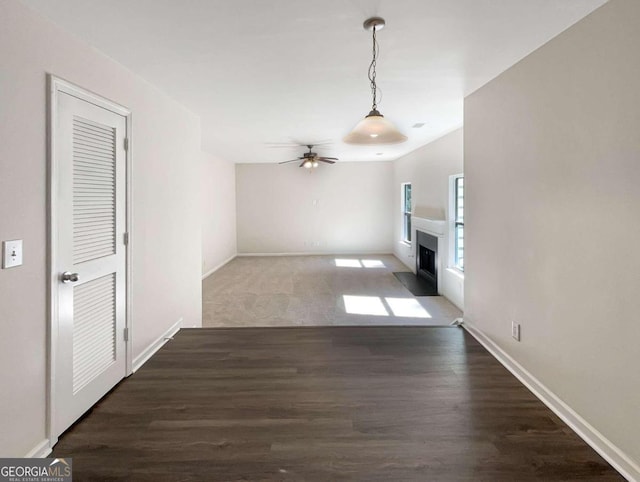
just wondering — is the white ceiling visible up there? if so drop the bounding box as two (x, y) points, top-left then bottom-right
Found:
(23, 0), (607, 163)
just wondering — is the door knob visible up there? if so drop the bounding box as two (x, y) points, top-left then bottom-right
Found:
(61, 272), (79, 283)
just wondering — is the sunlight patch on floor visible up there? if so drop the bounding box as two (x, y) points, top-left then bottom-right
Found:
(343, 295), (389, 316)
(361, 259), (385, 268)
(342, 295), (432, 318)
(335, 259), (362, 268)
(335, 259), (386, 269)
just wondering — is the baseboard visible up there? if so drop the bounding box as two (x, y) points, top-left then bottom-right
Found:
(462, 319), (639, 482)
(132, 318), (182, 372)
(25, 439), (52, 458)
(202, 254), (236, 280)
(237, 251), (393, 257)
(393, 250), (415, 272)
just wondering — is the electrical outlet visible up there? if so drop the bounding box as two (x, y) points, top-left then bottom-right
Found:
(511, 321), (521, 341)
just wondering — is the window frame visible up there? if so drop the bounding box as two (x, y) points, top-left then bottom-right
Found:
(449, 174), (464, 273)
(401, 182), (412, 244)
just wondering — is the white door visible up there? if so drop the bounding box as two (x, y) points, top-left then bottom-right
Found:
(52, 86), (129, 437)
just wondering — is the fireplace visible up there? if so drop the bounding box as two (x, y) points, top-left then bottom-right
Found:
(416, 230), (438, 292)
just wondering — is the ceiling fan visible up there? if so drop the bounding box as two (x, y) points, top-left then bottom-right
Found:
(278, 145), (338, 169)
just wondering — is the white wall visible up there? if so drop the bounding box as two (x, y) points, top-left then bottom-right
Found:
(465, 0), (640, 475)
(236, 162), (394, 255)
(0, 0), (202, 457)
(201, 151), (237, 276)
(393, 129), (464, 309)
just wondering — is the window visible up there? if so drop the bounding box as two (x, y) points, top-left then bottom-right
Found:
(452, 175), (464, 271)
(401, 183), (412, 243)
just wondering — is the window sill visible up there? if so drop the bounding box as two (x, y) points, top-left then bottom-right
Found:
(446, 267), (465, 280)
(399, 240), (411, 247)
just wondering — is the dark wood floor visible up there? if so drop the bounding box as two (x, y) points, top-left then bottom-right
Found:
(53, 327), (622, 481)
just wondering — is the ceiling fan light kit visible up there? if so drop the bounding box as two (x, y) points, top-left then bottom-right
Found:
(278, 145), (338, 169)
(344, 17), (408, 145)
(303, 160), (317, 169)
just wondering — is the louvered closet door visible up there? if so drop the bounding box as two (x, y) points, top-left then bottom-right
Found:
(55, 91), (127, 437)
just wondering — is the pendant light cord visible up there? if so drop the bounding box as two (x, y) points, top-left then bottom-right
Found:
(368, 25), (379, 111)
(344, 17), (407, 144)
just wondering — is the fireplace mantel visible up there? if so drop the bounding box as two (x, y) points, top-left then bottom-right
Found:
(411, 216), (446, 237)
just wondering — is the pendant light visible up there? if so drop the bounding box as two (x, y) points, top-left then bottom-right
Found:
(344, 17), (407, 145)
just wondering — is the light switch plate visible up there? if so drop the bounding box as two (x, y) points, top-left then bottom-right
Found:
(511, 321), (521, 341)
(2, 240), (23, 269)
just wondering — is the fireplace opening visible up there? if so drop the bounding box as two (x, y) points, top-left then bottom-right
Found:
(419, 245), (436, 277)
(416, 230), (438, 293)
(393, 229), (439, 296)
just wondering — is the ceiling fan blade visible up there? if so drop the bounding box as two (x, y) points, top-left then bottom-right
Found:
(265, 140), (332, 148)
(278, 159), (303, 164)
(318, 159), (336, 164)
(318, 157), (338, 161)
(299, 161), (307, 168)
(294, 139), (333, 146)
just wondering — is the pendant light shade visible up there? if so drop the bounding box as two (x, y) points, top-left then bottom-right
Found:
(344, 17), (407, 145)
(343, 109), (408, 145)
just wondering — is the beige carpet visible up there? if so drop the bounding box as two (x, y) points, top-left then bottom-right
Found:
(202, 254), (462, 327)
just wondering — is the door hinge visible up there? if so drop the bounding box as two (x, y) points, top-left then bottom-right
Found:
(124, 138), (129, 151)
(124, 327), (129, 342)
(123, 232), (129, 246)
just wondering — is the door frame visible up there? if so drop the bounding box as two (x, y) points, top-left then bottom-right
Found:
(47, 75), (133, 446)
